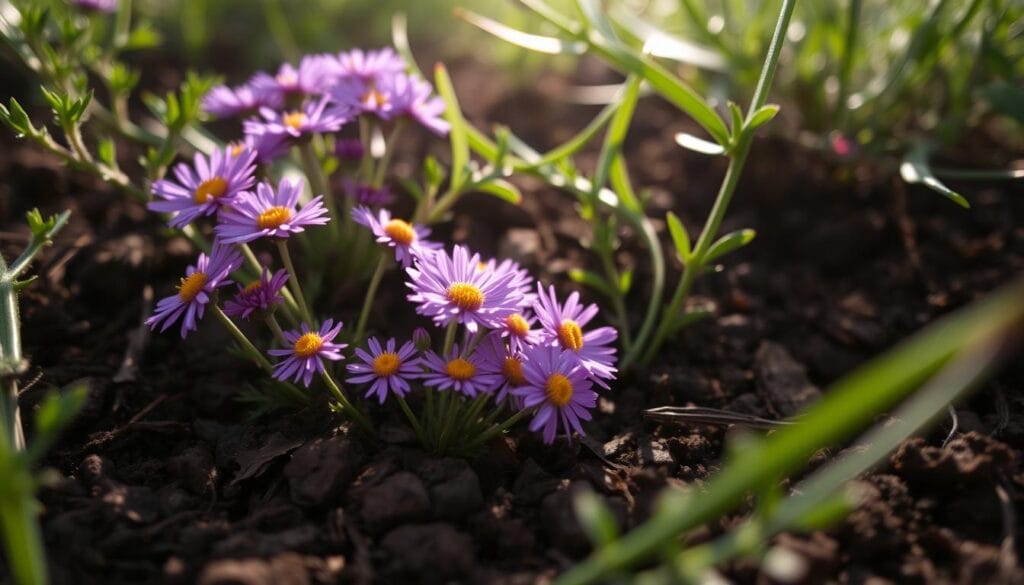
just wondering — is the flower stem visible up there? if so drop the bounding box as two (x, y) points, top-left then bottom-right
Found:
(276, 239), (314, 324)
(396, 395), (426, 443)
(211, 305), (274, 373)
(370, 120), (405, 189)
(466, 408), (530, 449)
(319, 370), (374, 434)
(297, 140), (340, 240)
(442, 321), (458, 355)
(354, 254), (389, 342)
(265, 313), (287, 346)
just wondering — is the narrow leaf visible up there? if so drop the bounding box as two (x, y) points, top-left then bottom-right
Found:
(456, 9), (585, 55)
(747, 104), (780, 131)
(666, 211), (692, 262)
(476, 178), (522, 204)
(569, 268), (617, 300)
(704, 229), (756, 264)
(900, 144), (971, 209)
(675, 132), (726, 156)
(434, 63), (470, 195)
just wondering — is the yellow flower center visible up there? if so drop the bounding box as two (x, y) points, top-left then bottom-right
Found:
(177, 272), (208, 302)
(506, 314), (530, 338)
(257, 206), (292, 230)
(283, 111), (306, 130)
(545, 373), (573, 407)
(558, 319), (584, 351)
(372, 352), (401, 377)
(228, 142), (246, 157)
(445, 358), (475, 381)
(242, 280), (263, 295)
(446, 282), (484, 312)
(502, 356), (526, 386)
(193, 176), (228, 204)
(361, 89), (389, 108)
(293, 333), (323, 357)
(383, 219), (415, 246)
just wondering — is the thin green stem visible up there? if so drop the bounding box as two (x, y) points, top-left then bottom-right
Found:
(835, 0), (862, 130)
(276, 239), (313, 324)
(0, 497), (47, 585)
(465, 408), (530, 449)
(396, 395), (426, 442)
(598, 245), (632, 350)
(371, 121), (405, 188)
(211, 305), (273, 373)
(265, 313), (287, 346)
(639, 0), (797, 366)
(620, 213), (665, 369)
(442, 321), (458, 354)
(297, 140), (341, 242)
(354, 254), (389, 342)
(319, 370), (374, 434)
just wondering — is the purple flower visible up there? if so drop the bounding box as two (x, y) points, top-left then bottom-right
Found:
(148, 147), (257, 228)
(72, 0), (117, 13)
(386, 72), (449, 136)
(406, 246), (522, 333)
(422, 345), (502, 398)
(223, 268), (288, 320)
(533, 284), (618, 387)
(496, 310), (541, 353)
(269, 320), (346, 387)
(249, 55), (341, 104)
(243, 97), (352, 142)
(216, 179), (329, 244)
(481, 257), (535, 309)
(335, 48), (407, 82)
(145, 244), (242, 338)
(513, 345), (597, 444)
(354, 206), (439, 268)
(203, 83), (265, 118)
(346, 338), (422, 404)
(476, 334), (526, 406)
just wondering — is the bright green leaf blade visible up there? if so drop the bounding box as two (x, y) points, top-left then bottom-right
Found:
(569, 268), (618, 300)
(574, 488), (620, 546)
(475, 178), (522, 204)
(665, 211), (692, 262)
(704, 229), (756, 264)
(456, 8), (585, 55)
(391, 13), (426, 79)
(747, 104), (780, 131)
(434, 63), (470, 195)
(900, 144), (971, 209)
(610, 7), (726, 71)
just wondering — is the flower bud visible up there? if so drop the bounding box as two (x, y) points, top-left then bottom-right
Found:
(412, 327), (431, 352)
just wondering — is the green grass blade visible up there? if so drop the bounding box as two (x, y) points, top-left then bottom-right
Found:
(900, 144), (971, 209)
(434, 63), (470, 196)
(456, 8), (585, 55)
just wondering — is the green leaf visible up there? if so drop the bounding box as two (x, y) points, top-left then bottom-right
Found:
(674, 132), (726, 155)
(619, 268), (633, 295)
(666, 211), (692, 262)
(398, 178), (425, 202)
(29, 383), (88, 461)
(0, 98), (36, 137)
(476, 178), (522, 204)
(900, 144), (971, 209)
(574, 488), (620, 547)
(728, 101), (744, 139)
(569, 268), (617, 300)
(609, 7), (726, 71)
(594, 75), (642, 212)
(704, 229), (756, 264)
(123, 23), (163, 50)
(434, 63), (470, 195)
(667, 303), (714, 335)
(575, 0), (620, 43)
(391, 14), (426, 79)
(456, 9), (585, 55)
(747, 104), (780, 131)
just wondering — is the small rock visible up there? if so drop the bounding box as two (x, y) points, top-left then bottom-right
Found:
(512, 459), (561, 505)
(754, 341), (822, 417)
(167, 445), (217, 495)
(417, 458), (484, 520)
(197, 553), (309, 585)
(380, 523), (474, 584)
(356, 471), (431, 534)
(284, 435), (364, 506)
(891, 432), (1017, 484)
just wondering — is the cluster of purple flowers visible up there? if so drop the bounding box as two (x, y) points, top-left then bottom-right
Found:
(203, 48), (448, 164)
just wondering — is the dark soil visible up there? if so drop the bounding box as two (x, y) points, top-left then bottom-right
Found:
(1, 60), (1023, 585)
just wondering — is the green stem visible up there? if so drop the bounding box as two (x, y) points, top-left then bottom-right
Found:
(465, 408), (530, 449)
(442, 320), (458, 354)
(598, 244), (632, 351)
(835, 0), (862, 130)
(354, 254), (389, 342)
(265, 313), (287, 346)
(319, 370), (374, 434)
(639, 0), (797, 367)
(396, 395), (426, 443)
(620, 213), (665, 369)
(371, 121), (405, 188)
(211, 305), (273, 373)
(297, 140), (341, 242)
(276, 239), (314, 324)
(0, 497), (47, 585)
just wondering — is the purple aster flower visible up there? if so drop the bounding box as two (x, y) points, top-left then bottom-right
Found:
(249, 55), (341, 105)
(335, 48), (407, 82)
(480, 257), (535, 309)
(422, 344), (502, 398)
(346, 337), (422, 404)
(203, 82), (266, 118)
(387, 72), (449, 136)
(243, 96), (352, 142)
(145, 243), (242, 338)
(344, 180), (394, 206)
(412, 327), (432, 351)
(72, 0), (117, 13)
(148, 147), (257, 228)
(495, 310), (542, 353)
(223, 268), (288, 320)
(513, 345), (597, 444)
(476, 334), (527, 406)
(353, 206), (439, 268)
(406, 246), (523, 333)
(216, 179), (330, 244)
(269, 320), (346, 387)
(533, 284), (618, 387)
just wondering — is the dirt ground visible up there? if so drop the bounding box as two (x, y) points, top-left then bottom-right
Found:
(1, 60), (1022, 584)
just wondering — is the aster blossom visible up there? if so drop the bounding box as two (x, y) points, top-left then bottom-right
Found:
(346, 337), (422, 404)
(353, 206), (439, 268)
(72, 0), (117, 13)
(145, 244), (242, 338)
(203, 82), (267, 118)
(269, 320), (346, 387)
(243, 96), (351, 142)
(335, 48), (407, 82)
(385, 72), (449, 136)
(495, 310), (542, 353)
(249, 54), (342, 104)
(533, 283), (618, 387)
(148, 147), (257, 228)
(223, 268), (288, 320)
(216, 179), (329, 244)
(513, 345), (597, 444)
(421, 345), (503, 398)
(476, 334), (527, 407)
(406, 245), (523, 333)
